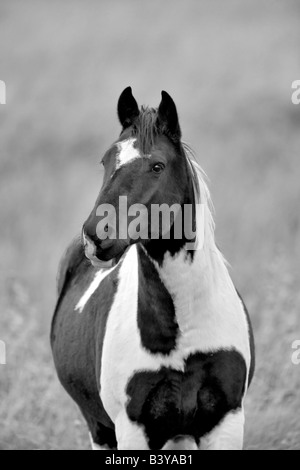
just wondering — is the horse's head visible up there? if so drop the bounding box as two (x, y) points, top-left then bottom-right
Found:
(83, 87), (198, 268)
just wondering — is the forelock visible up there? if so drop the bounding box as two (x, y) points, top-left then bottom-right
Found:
(131, 107), (158, 154)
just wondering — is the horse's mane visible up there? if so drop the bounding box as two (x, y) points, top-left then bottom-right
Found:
(182, 143), (218, 253)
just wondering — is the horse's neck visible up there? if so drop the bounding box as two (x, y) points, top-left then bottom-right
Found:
(140, 242), (236, 330)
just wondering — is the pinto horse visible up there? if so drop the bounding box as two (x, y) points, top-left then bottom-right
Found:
(51, 88), (255, 450)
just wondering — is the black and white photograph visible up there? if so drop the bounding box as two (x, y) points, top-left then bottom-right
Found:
(0, 0), (299, 453)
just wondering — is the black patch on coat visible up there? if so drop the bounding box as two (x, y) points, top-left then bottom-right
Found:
(51, 235), (87, 344)
(126, 350), (247, 450)
(143, 237), (192, 267)
(137, 246), (179, 354)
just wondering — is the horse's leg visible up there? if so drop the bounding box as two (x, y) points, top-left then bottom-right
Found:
(199, 409), (245, 450)
(115, 411), (149, 450)
(89, 434), (111, 451)
(163, 436), (198, 450)
(81, 410), (117, 450)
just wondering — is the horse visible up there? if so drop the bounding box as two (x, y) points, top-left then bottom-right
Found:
(51, 87), (255, 450)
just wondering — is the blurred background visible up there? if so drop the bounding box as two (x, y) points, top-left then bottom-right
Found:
(0, 0), (300, 450)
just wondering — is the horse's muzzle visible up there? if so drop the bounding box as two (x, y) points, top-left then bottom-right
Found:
(82, 230), (115, 268)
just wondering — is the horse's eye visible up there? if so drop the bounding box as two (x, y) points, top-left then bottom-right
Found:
(152, 163), (165, 174)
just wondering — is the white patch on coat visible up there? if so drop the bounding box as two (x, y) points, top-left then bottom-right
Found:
(199, 408), (245, 450)
(154, 248), (251, 376)
(75, 267), (115, 313)
(116, 138), (141, 169)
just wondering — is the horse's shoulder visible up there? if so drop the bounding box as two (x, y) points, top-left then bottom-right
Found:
(57, 235), (86, 297)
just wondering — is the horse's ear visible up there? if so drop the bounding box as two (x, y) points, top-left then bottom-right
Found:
(157, 91), (181, 141)
(117, 87), (139, 129)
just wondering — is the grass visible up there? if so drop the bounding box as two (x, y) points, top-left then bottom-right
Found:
(0, 0), (300, 450)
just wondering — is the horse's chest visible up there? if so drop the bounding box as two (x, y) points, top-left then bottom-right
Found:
(99, 247), (249, 424)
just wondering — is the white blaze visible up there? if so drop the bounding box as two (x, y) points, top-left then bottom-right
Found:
(116, 138), (141, 169)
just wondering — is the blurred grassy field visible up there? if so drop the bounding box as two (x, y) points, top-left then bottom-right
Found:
(0, 0), (300, 450)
